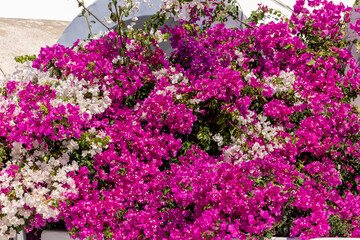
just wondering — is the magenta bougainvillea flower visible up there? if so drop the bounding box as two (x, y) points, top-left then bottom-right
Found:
(0, 0), (360, 239)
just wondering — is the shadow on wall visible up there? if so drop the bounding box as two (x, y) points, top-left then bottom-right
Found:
(57, 0), (245, 54)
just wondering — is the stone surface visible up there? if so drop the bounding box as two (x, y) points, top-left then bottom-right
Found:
(41, 230), (78, 240)
(0, 17), (69, 75)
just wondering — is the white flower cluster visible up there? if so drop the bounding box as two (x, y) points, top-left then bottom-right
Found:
(153, 67), (189, 100)
(152, 68), (168, 80)
(62, 139), (80, 154)
(125, 39), (137, 51)
(0, 63), (114, 239)
(153, 67), (189, 85)
(223, 135), (248, 164)
(104, 0), (145, 31)
(170, 73), (184, 84)
(244, 72), (256, 83)
(9, 63), (112, 119)
(123, 0), (141, 17)
(212, 133), (224, 150)
(247, 114), (283, 158)
(0, 141), (79, 239)
(72, 39), (91, 52)
(155, 85), (177, 96)
(112, 56), (125, 65)
(0, 64), (47, 129)
(0, 63), (48, 116)
(161, 0), (204, 21)
(264, 70), (296, 95)
(121, 0), (141, 30)
(4, 62), (45, 87)
(234, 50), (245, 67)
(238, 110), (256, 126)
(91, 30), (111, 40)
(45, 74), (112, 119)
(149, 29), (166, 43)
(255, 115), (284, 142)
(224, 111), (284, 165)
(243, 70), (296, 97)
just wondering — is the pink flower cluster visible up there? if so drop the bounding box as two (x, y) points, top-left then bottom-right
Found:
(0, 0), (360, 239)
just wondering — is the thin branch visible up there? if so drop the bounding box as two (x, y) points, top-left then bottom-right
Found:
(0, 66), (6, 79)
(270, 0), (293, 13)
(113, 1), (126, 56)
(227, 11), (254, 29)
(239, 19), (254, 29)
(76, 0), (111, 31)
(82, 0), (94, 38)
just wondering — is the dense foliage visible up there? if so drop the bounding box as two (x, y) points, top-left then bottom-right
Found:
(1, 0), (360, 239)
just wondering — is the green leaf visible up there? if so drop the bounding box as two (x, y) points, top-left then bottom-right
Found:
(110, 12), (117, 23)
(118, 168), (127, 176)
(14, 54), (37, 64)
(298, 177), (305, 184)
(284, 44), (294, 50)
(306, 59), (316, 66)
(40, 104), (49, 115)
(265, 232), (273, 239)
(225, 5), (233, 12)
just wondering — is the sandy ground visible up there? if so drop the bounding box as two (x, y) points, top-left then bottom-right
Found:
(0, 17), (69, 75)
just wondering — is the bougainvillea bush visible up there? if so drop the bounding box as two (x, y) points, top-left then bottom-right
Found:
(1, 0), (360, 239)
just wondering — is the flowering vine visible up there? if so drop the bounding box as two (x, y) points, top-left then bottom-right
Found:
(0, 0), (360, 239)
